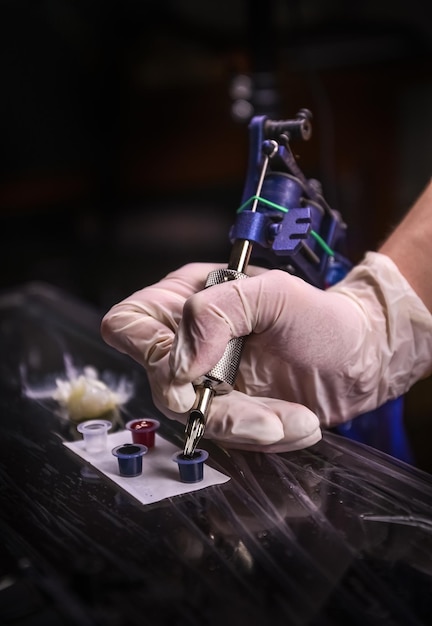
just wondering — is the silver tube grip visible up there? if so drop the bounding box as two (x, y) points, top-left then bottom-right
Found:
(202, 268), (248, 394)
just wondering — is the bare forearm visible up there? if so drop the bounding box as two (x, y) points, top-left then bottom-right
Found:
(379, 179), (432, 313)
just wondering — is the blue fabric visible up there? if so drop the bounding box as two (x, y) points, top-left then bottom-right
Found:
(333, 396), (414, 464)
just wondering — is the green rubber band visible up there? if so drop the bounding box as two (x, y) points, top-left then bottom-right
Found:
(310, 230), (334, 256)
(237, 195), (288, 214)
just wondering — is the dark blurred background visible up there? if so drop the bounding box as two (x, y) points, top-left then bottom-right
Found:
(1, 0), (432, 468)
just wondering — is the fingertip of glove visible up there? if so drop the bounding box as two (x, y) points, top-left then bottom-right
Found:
(280, 404), (322, 443)
(285, 426), (322, 451)
(165, 382), (196, 414)
(205, 396), (322, 451)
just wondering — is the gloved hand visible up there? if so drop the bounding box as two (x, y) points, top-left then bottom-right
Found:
(101, 252), (432, 452)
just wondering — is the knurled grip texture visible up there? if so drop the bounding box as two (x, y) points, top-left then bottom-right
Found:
(204, 269), (248, 393)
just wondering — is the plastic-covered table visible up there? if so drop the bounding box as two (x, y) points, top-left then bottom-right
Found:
(1, 283), (431, 626)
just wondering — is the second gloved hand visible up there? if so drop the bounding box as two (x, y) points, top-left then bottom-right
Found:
(101, 252), (432, 452)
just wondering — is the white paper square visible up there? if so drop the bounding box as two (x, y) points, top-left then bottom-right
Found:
(64, 430), (230, 505)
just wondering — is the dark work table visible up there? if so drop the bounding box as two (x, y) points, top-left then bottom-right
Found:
(1, 283), (432, 626)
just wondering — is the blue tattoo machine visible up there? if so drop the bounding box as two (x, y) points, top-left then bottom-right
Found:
(183, 110), (352, 457)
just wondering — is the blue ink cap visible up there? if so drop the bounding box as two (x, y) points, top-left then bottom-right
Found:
(172, 449), (209, 483)
(112, 443), (148, 477)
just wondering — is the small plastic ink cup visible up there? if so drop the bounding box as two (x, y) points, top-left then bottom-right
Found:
(112, 443), (148, 477)
(77, 419), (112, 453)
(125, 418), (160, 448)
(172, 449), (209, 483)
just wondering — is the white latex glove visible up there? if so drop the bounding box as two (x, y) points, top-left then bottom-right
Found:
(101, 252), (432, 453)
